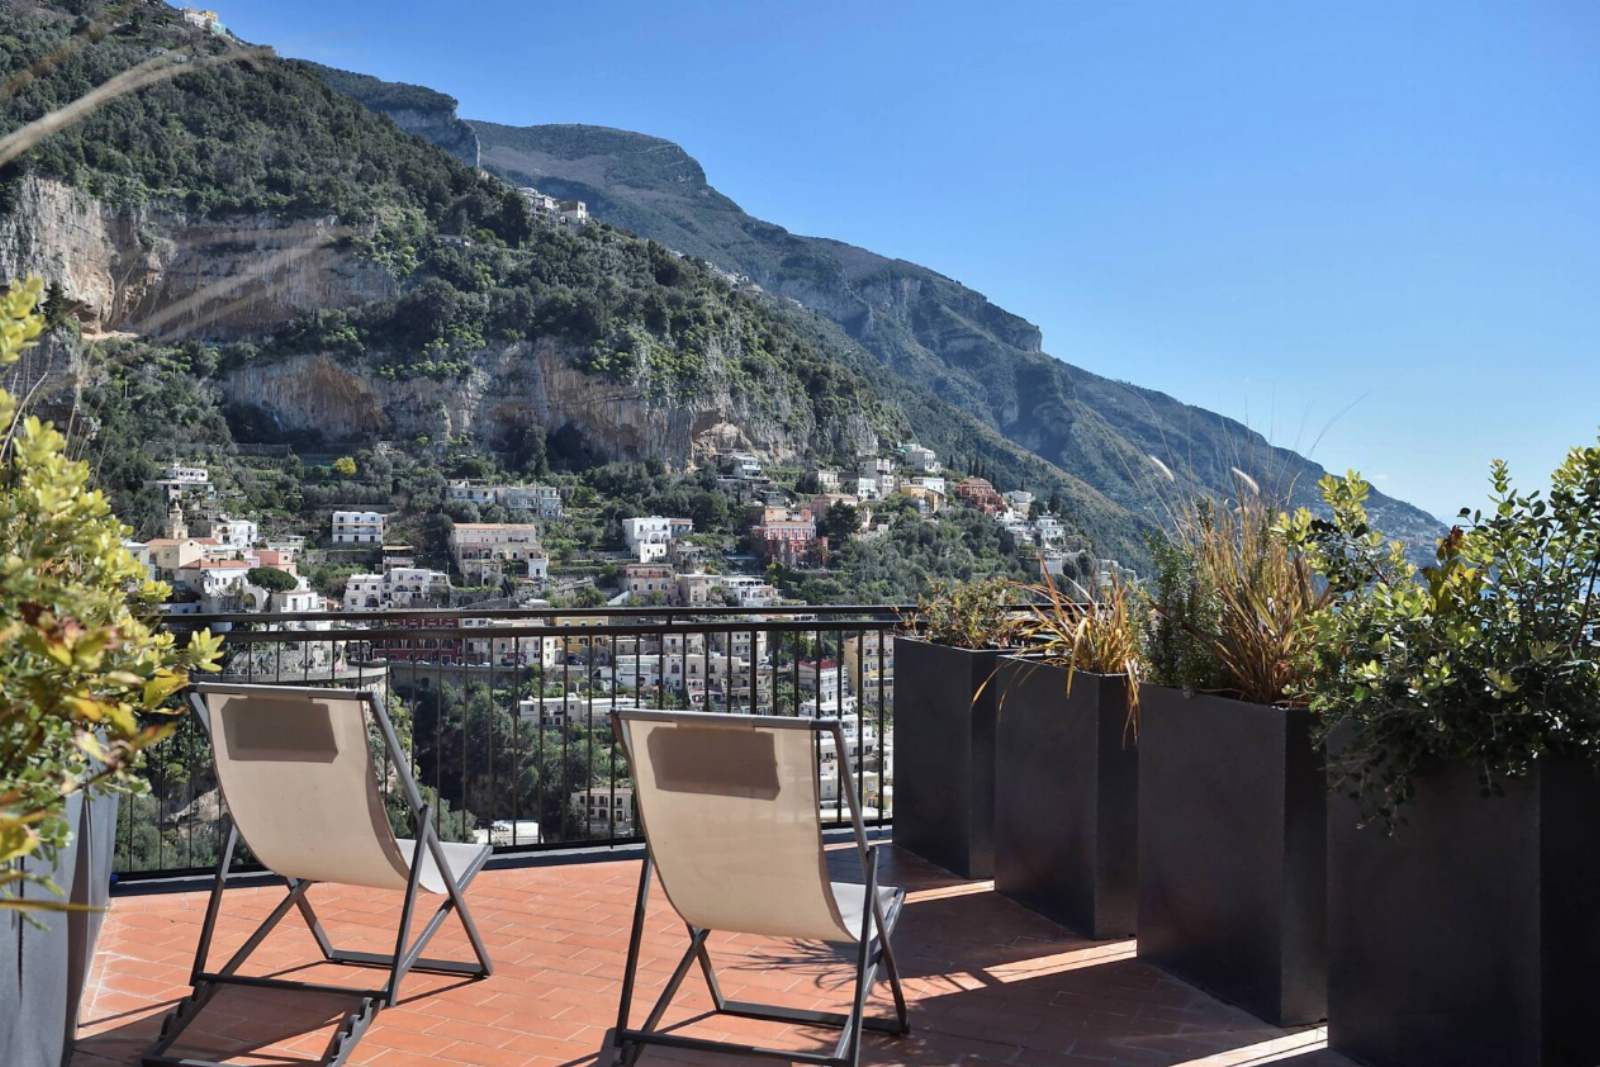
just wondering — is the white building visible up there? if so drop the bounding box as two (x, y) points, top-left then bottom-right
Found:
(342, 567), (449, 610)
(797, 659), (848, 699)
(727, 452), (763, 480)
(147, 463), (214, 500)
(1034, 514), (1067, 546)
(621, 516), (693, 561)
(271, 588), (325, 614)
(571, 786), (633, 836)
(1004, 490), (1036, 513)
(903, 443), (941, 473)
(206, 515), (258, 548)
(463, 620), (563, 667)
(446, 481), (563, 519)
(911, 475), (947, 495)
(331, 510), (385, 545)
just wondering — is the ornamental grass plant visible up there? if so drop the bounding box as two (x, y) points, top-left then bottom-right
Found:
(1145, 480), (1327, 707)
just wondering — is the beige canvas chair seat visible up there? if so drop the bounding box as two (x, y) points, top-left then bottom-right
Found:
(610, 708), (910, 1067)
(143, 683), (493, 1067)
(834, 883), (903, 943)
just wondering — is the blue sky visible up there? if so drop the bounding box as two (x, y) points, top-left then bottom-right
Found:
(220, 1), (1600, 522)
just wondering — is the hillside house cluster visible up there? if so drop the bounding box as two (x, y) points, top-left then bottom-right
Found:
(446, 480), (563, 519)
(134, 504), (323, 614)
(146, 463), (215, 501)
(516, 186), (588, 226)
(621, 562), (780, 608)
(449, 522), (550, 584)
(343, 564), (450, 611)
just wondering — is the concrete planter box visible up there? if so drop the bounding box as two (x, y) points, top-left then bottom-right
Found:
(1328, 757), (1600, 1067)
(891, 636), (1000, 878)
(992, 659), (1138, 938)
(0, 791), (118, 1067)
(1137, 686), (1327, 1026)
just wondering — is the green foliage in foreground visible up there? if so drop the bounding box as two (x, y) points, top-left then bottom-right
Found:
(0, 278), (221, 910)
(1288, 455), (1600, 830)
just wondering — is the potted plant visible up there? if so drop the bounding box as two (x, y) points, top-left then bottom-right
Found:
(1291, 454), (1600, 1067)
(0, 278), (221, 1066)
(991, 564), (1142, 938)
(1136, 483), (1330, 1026)
(893, 577), (1016, 877)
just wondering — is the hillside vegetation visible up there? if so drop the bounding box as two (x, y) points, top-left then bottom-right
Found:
(0, 0), (1153, 576)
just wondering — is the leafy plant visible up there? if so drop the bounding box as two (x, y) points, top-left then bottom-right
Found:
(1286, 453), (1600, 829)
(1146, 485), (1326, 705)
(245, 566), (298, 593)
(910, 576), (1017, 650)
(1008, 561), (1146, 735)
(0, 277), (223, 911)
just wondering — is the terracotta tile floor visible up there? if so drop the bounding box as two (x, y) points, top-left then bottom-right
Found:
(73, 845), (1353, 1066)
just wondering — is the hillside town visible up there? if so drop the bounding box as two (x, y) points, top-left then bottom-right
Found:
(125, 439), (1104, 621)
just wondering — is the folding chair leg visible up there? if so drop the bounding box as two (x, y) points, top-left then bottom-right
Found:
(290, 877), (336, 959)
(838, 847), (881, 1067)
(878, 926), (910, 1035)
(612, 853), (654, 1066)
(691, 923), (725, 1009)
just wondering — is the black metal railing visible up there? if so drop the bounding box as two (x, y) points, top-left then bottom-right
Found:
(116, 605), (912, 881)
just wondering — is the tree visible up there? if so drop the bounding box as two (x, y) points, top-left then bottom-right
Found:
(246, 566), (298, 593)
(819, 501), (859, 544)
(331, 455), (358, 478)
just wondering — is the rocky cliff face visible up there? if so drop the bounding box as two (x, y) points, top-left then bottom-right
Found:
(0, 176), (395, 338)
(220, 338), (879, 470)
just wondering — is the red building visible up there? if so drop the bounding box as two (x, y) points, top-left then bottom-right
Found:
(954, 476), (1005, 515)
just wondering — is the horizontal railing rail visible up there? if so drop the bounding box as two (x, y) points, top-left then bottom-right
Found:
(121, 606), (912, 882)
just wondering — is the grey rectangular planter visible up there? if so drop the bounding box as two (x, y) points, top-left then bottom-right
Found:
(891, 636), (999, 878)
(1328, 756), (1600, 1067)
(0, 791), (118, 1067)
(992, 659), (1138, 938)
(1137, 686), (1327, 1026)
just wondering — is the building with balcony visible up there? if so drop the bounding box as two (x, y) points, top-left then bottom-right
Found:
(622, 562), (674, 600)
(751, 506), (818, 564)
(621, 516), (693, 561)
(450, 522), (548, 583)
(331, 509), (385, 544)
(954, 476), (1006, 515)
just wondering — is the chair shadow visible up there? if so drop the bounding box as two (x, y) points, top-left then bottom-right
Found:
(72, 967), (483, 1067)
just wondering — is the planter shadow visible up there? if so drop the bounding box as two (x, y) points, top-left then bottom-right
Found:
(892, 637), (999, 878)
(1137, 686), (1326, 1027)
(992, 658), (1137, 939)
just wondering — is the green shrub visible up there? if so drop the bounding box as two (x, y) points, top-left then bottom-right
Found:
(0, 278), (222, 910)
(1287, 454), (1600, 829)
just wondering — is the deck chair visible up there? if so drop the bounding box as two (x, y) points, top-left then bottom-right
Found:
(143, 682), (493, 1067)
(609, 709), (909, 1067)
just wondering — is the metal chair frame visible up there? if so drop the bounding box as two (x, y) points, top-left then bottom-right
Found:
(610, 712), (910, 1067)
(142, 682), (493, 1067)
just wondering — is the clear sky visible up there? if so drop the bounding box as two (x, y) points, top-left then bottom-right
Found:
(219, 0), (1600, 523)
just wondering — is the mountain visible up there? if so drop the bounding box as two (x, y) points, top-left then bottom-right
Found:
(463, 119), (1442, 547)
(306, 63), (480, 169)
(0, 1), (1149, 566)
